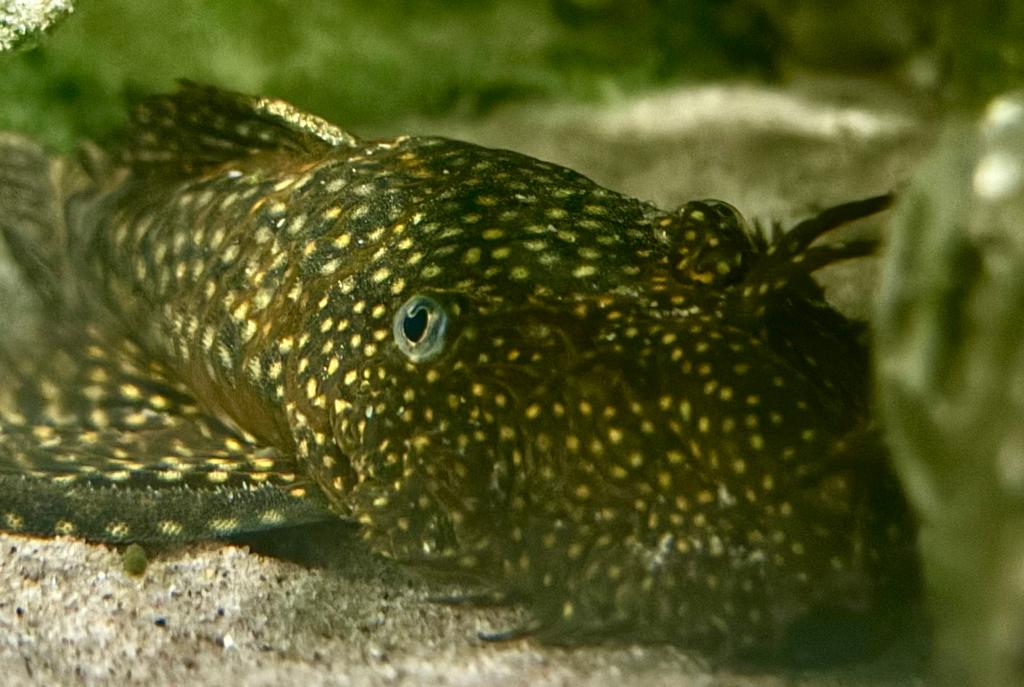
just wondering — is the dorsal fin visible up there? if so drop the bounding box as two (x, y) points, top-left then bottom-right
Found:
(122, 81), (360, 175)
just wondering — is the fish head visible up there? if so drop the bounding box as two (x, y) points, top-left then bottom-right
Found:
(318, 158), (847, 568)
(307, 146), (891, 649)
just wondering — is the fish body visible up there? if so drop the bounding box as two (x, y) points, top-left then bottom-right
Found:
(0, 83), (916, 662)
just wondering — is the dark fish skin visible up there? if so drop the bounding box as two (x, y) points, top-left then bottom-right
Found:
(0, 83), (917, 663)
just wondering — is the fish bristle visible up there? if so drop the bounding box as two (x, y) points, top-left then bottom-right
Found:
(734, 194), (891, 312)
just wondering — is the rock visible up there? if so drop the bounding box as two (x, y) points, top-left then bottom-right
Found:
(875, 91), (1024, 687)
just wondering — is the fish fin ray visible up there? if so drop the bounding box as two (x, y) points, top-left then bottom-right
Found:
(122, 81), (360, 175)
(0, 415), (333, 542)
(0, 133), (80, 312)
(0, 325), (333, 542)
(1, 320), (199, 429)
(0, 473), (333, 542)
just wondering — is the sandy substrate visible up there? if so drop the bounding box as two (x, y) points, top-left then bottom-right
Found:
(0, 82), (933, 686)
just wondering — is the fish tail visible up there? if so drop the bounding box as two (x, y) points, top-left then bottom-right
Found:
(0, 133), (78, 312)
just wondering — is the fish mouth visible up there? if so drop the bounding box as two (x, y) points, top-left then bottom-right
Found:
(375, 361), (870, 648)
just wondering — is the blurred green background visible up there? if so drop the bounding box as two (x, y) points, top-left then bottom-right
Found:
(2, 0), (1022, 149)
(3, 0), (775, 147)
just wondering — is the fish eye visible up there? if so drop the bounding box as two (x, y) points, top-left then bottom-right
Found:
(699, 199), (752, 239)
(393, 295), (448, 363)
